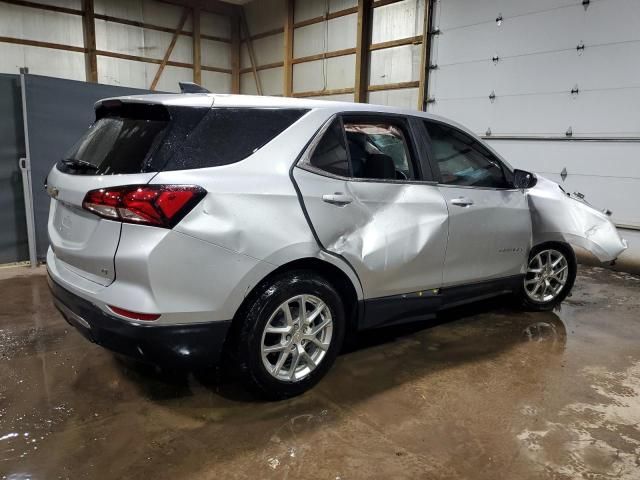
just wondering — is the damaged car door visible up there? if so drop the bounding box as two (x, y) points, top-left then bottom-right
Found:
(293, 114), (449, 327)
(422, 120), (532, 287)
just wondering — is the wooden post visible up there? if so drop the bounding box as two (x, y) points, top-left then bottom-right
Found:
(192, 7), (201, 84)
(354, 0), (372, 103)
(231, 7), (241, 93)
(283, 0), (294, 96)
(81, 0), (98, 82)
(417, 0), (434, 110)
(240, 7), (262, 95)
(150, 7), (190, 90)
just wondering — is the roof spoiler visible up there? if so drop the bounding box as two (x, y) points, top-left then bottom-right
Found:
(178, 82), (211, 94)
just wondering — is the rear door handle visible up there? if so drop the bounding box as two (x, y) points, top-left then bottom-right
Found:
(322, 193), (353, 206)
(450, 197), (474, 207)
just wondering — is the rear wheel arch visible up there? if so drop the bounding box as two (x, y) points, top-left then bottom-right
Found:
(230, 257), (361, 340)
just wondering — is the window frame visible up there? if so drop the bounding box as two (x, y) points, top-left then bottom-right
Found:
(298, 112), (436, 185)
(420, 118), (516, 191)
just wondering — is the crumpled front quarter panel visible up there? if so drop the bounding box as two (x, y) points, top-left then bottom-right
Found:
(528, 177), (627, 262)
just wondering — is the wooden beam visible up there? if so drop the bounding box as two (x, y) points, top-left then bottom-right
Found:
(248, 27), (284, 42)
(292, 87), (354, 98)
(372, 0), (405, 8)
(240, 7), (262, 95)
(283, 0), (294, 96)
(81, 0), (98, 82)
(292, 47), (356, 65)
(240, 61), (283, 74)
(293, 6), (358, 29)
(418, 0), (434, 110)
(201, 65), (233, 74)
(230, 7), (241, 93)
(201, 33), (231, 43)
(150, 7), (190, 91)
(192, 7), (201, 84)
(0, 0), (82, 15)
(367, 80), (419, 92)
(354, 0), (372, 103)
(370, 35), (422, 51)
(0, 36), (85, 53)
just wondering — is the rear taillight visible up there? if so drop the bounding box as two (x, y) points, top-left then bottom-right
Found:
(82, 185), (206, 228)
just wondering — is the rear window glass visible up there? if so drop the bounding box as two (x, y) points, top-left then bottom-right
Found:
(162, 108), (308, 171)
(58, 105), (307, 175)
(60, 114), (168, 175)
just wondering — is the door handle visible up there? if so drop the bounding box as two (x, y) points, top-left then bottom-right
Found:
(451, 197), (474, 207)
(322, 193), (353, 206)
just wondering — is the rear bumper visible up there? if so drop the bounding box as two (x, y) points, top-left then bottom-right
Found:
(48, 275), (231, 367)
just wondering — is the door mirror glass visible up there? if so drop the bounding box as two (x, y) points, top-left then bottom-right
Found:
(513, 169), (537, 189)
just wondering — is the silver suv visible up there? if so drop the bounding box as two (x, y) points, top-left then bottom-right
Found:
(47, 92), (626, 398)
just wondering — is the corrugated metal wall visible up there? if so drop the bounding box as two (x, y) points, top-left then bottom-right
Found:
(428, 0), (640, 229)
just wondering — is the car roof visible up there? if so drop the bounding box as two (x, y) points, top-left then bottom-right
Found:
(94, 92), (512, 169)
(95, 92), (445, 121)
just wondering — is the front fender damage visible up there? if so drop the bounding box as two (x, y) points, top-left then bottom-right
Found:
(527, 176), (627, 263)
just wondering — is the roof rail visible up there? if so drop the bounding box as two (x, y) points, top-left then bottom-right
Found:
(178, 82), (211, 94)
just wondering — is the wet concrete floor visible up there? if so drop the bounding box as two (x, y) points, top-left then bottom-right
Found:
(1, 265), (639, 479)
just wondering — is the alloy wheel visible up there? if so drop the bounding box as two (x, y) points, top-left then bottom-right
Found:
(524, 249), (569, 303)
(260, 294), (333, 382)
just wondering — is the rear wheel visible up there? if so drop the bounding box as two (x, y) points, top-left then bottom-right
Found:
(234, 271), (345, 400)
(518, 243), (576, 311)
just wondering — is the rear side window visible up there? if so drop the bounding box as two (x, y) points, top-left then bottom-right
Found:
(307, 119), (350, 177)
(163, 108), (308, 171)
(58, 105), (306, 175)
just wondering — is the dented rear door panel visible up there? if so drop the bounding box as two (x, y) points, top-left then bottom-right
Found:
(292, 167), (449, 299)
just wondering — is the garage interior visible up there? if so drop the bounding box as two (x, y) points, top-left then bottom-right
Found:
(1, 0), (639, 478)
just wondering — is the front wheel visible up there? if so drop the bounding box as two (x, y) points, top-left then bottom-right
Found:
(518, 243), (577, 311)
(233, 271), (345, 400)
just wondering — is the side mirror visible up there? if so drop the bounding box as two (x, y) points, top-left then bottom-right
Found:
(513, 169), (537, 189)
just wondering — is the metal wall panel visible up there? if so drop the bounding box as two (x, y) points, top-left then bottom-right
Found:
(307, 93), (354, 102)
(0, 44), (85, 81)
(23, 74), (150, 258)
(241, 67), (283, 96)
(0, 3), (84, 47)
(201, 71), (231, 93)
(241, 33), (284, 69)
(294, 0), (357, 23)
(202, 39), (231, 69)
(0, 74), (28, 263)
(201, 12), (231, 38)
(141, 0), (193, 30)
(293, 13), (357, 58)
(95, 19), (193, 64)
(244, 0), (286, 35)
(293, 54), (355, 92)
(371, 0), (424, 44)
(97, 56), (191, 92)
(369, 44), (420, 86)
(368, 87), (418, 108)
(94, 0), (144, 22)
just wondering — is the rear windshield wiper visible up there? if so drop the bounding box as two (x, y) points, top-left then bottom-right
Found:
(60, 158), (99, 172)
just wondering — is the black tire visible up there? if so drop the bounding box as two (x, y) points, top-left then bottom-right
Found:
(518, 242), (577, 311)
(232, 270), (345, 400)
